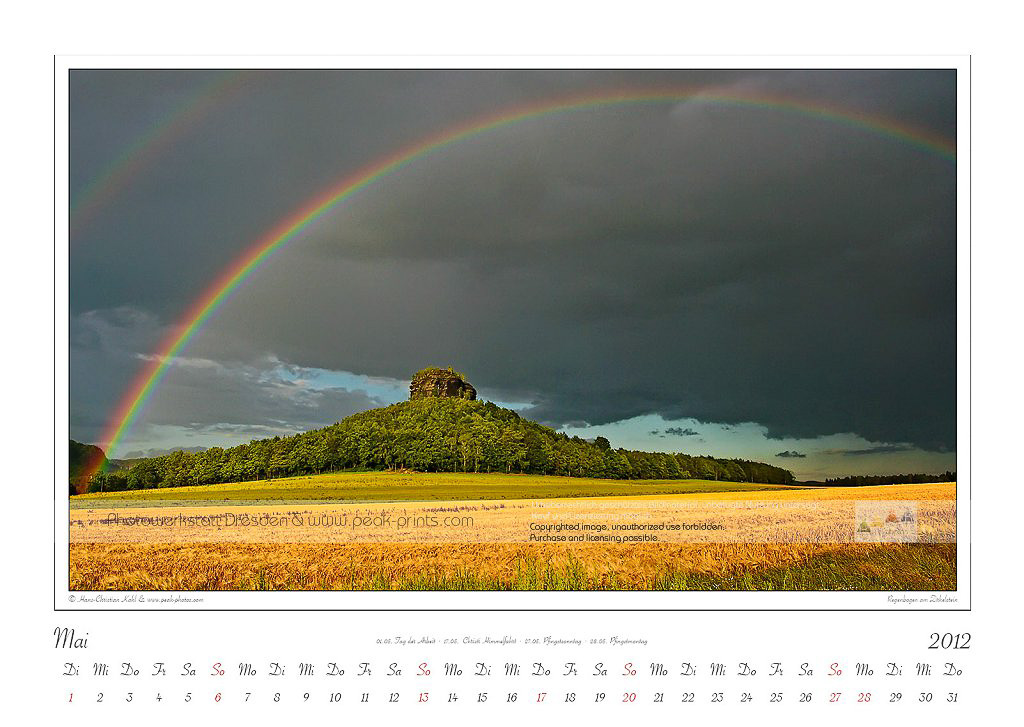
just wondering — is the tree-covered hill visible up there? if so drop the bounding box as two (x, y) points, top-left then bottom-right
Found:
(84, 397), (795, 492)
(69, 439), (110, 494)
(70, 439), (108, 479)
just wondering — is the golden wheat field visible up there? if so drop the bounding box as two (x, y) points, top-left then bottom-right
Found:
(68, 478), (956, 591)
(68, 542), (956, 591)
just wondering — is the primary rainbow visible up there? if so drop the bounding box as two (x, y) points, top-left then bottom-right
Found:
(87, 87), (956, 473)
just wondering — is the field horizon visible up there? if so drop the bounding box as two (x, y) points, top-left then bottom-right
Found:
(69, 473), (956, 592)
(70, 470), (818, 509)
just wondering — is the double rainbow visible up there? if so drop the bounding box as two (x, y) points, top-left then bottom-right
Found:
(83, 87), (956, 475)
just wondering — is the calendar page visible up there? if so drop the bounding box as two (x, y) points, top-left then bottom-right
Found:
(8, 3), (1012, 724)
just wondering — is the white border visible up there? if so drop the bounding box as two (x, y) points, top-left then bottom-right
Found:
(55, 54), (970, 610)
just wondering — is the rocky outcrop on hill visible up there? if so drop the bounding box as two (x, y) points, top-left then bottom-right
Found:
(409, 366), (477, 400)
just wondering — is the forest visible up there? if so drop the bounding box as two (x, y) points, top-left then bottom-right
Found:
(822, 472), (956, 486)
(81, 397), (796, 492)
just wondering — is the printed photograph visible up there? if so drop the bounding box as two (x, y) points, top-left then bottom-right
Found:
(68, 69), (957, 591)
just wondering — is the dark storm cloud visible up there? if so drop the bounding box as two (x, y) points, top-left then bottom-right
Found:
(776, 450), (807, 459)
(837, 444), (916, 456)
(70, 70), (956, 454)
(650, 426), (701, 438)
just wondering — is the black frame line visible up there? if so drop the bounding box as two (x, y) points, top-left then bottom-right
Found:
(56, 61), (970, 612)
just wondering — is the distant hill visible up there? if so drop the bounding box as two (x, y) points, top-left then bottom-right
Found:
(69, 439), (110, 493)
(84, 368), (795, 493)
(120, 445), (209, 460)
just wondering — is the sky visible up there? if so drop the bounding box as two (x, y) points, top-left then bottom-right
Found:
(69, 69), (957, 480)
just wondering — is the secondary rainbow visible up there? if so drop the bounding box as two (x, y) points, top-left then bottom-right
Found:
(87, 87), (956, 474)
(71, 71), (249, 236)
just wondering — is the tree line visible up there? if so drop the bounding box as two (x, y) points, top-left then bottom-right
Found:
(84, 398), (795, 492)
(822, 471), (956, 486)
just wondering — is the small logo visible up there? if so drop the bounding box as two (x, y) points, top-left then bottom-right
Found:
(855, 501), (918, 542)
